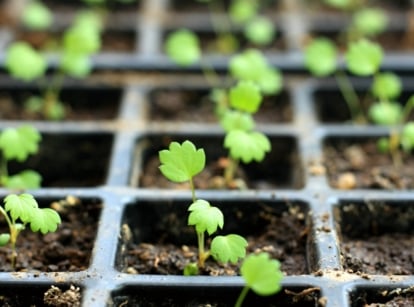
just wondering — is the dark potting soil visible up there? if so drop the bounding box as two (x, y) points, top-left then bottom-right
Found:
(324, 139), (414, 189)
(0, 196), (101, 272)
(149, 88), (292, 123)
(119, 203), (309, 276)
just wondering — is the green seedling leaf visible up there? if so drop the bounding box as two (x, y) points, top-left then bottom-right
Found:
(229, 0), (258, 24)
(5, 170), (42, 190)
(241, 252), (283, 296)
(220, 110), (255, 132)
(352, 8), (388, 36)
(188, 199), (223, 235)
(5, 42), (47, 81)
(345, 39), (383, 76)
(372, 72), (402, 100)
(304, 38), (337, 76)
(159, 140), (205, 183)
(244, 17), (275, 46)
(256, 67), (283, 95)
(63, 25), (101, 55)
(0, 234), (10, 246)
(229, 81), (262, 114)
(165, 29), (200, 66)
(183, 262), (199, 276)
(22, 0), (53, 30)
(4, 193), (38, 224)
(210, 234), (247, 263)
(376, 137), (390, 153)
(224, 130), (271, 163)
(0, 125), (41, 162)
(61, 52), (91, 78)
(401, 122), (414, 152)
(29, 207), (61, 234)
(229, 49), (267, 82)
(368, 102), (402, 125)
(323, 0), (353, 9)
(73, 10), (103, 32)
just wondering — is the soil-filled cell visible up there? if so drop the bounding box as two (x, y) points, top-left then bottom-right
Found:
(116, 199), (310, 275)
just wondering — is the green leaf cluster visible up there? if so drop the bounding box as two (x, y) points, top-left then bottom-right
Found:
(0, 125), (42, 189)
(21, 1), (53, 30)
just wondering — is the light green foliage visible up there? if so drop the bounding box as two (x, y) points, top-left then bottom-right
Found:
(0, 193), (61, 268)
(229, 0), (258, 24)
(188, 199), (223, 235)
(372, 72), (402, 100)
(159, 140), (206, 183)
(220, 110), (254, 132)
(240, 252), (283, 296)
(5, 42), (47, 82)
(229, 81), (262, 114)
(229, 49), (283, 95)
(0, 125), (41, 162)
(63, 24), (101, 55)
(165, 29), (201, 66)
(210, 234), (247, 263)
(352, 8), (388, 36)
(304, 38), (337, 76)
(323, 0), (353, 9)
(369, 102), (402, 125)
(22, 1), (53, 30)
(244, 17), (275, 46)
(345, 39), (383, 76)
(401, 122), (414, 152)
(0, 125), (42, 189)
(224, 130), (271, 163)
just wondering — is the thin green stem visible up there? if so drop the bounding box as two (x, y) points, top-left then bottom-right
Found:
(335, 71), (365, 123)
(0, 157), (8, 187)
(42, 70), (65, 118)
(0, 206), (18, 269)
(189, 177), (196, 204)
(197, 231), (206, 268)
(234, 286), (250, 307)
(224, 157), (239, 187)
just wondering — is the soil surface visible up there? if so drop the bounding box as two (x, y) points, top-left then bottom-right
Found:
(149, 89), (292, 123)
(119, 203), (309, 276)
(0, 196), (101, 272)
(324, 139), (414, 189)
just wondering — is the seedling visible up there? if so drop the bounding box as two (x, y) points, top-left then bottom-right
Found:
(21, 0), (53, 30)
(159, 140), (248, 273)
(6, 9), (102, 120)
(0, 125), (42, 189)
(0, 193), (61, 269)
(235, 252), (283, 307)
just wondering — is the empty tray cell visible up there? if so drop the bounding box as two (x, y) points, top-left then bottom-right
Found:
(136, 134), (304, 189)
(0, 196), (102, 271)
(335, 200), (414, 275)
(111, 284), (320, 306)
(349, 286), (414, 307)
(0, 84), (122, 120)
(149, 87), (292, 123)
(0, 283), (82, 306)
(9, 133), (114, 187)
(101, 29), (137, 53)
(323, 136), (414, 190)
(116, 199), (310, 275)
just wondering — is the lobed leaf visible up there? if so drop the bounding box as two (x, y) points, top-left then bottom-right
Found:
(368, 102), (402, 125)
(29, 208), (61, 234)
(352, 8), (388, 36)
(304, 38), (337, 76)
(229, 0), (258, 24)
(220, 110), (254, 133)
(5, 170), (42, 190)
(229, 81), (262, 114)
(188, 199), (223, 235)
(165, 29), (200, 66)
(210, 234), (247, 264)
(4, 193), (38, 224)
(22, 0), (53, 30)
(224, 130), (271, 163)
(372, 72), (402, 100)
(244, 17), (275, 46)
(241, 252), (283, 296)
(345, 39), (383, 76)
(0, 125), (41, 162)
(256, 67), (283, 95)
(159, 140), (205, 183)
(229, 49), (268, 82)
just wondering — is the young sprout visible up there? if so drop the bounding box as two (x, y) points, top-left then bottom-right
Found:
(0, 193), (61, 269)
(5, 10), (102, 120)
(21, 0), (53, 30)
(159, 140), (247, 273)
(0, 125), (42, 189)
(235, 252), (283, 307)
(244, 17), (275, 46)
(165, 29), (201, 67)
